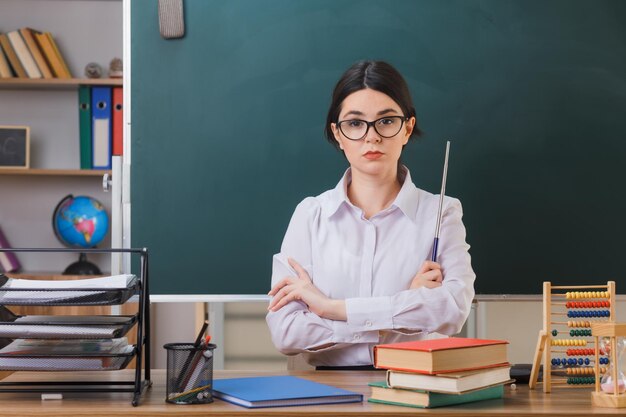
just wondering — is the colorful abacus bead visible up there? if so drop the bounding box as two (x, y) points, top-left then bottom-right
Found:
(567, 310), (610, 318)
(567, 377), (595, 385)
(566, 367), (595, 376)
(569, 329), (590, 337)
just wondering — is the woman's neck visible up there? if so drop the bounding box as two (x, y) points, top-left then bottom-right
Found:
(347, 166), (402, 219)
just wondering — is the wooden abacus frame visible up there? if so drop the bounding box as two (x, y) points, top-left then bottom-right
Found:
(530, 281), (616, 392)
(590, 322), (626, 408)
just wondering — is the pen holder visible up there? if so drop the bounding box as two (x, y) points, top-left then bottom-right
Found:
(164, 342), (216, 404)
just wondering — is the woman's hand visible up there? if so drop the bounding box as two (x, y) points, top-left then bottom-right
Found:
(410, 261), (443, 289)
(268, 258), (346, 320)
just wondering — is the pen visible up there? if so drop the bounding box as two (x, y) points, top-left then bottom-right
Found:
(193, 320), (209, 347)
(176, 320), (209, 390)
(168, 383), (212, 402)
(432, 141), (451, 262)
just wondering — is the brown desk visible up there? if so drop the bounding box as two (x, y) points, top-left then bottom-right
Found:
(0, 369), (623, 416)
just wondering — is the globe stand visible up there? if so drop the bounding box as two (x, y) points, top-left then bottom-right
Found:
(63, 252), (102, 275)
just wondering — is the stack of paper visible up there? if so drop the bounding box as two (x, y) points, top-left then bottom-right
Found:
(0, 337), (134, 371)
(0, 324), (119, 339)
(0, 274), (137, 304)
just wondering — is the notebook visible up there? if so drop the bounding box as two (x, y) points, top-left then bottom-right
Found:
(212, 375), (363, 408)
(368, 381), (504, 408)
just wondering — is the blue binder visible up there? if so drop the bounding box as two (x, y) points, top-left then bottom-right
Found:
(91, 87), (112, 169)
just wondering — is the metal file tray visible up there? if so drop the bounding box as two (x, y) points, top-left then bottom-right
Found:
(0, 346), (137, 371)
(0, 248), (151, 406)
(0, 308), (138, 339)
(0, 275), (140, 306)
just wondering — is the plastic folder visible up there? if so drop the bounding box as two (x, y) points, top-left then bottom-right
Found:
(79, 85), (92, 169)
(212, 376), (363, 408)
(92, 86), (112, 169)
(112, 87), (123, 156)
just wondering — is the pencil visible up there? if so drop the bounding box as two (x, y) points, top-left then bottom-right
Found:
(175, 320), (209, 390)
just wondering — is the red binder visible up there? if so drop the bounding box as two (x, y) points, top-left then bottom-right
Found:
(112, 87), (123, 156)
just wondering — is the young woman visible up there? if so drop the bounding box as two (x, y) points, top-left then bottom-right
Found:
(266, 61), (475, 369)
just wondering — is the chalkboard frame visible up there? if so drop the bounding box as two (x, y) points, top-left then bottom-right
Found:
(0, 125), (29, 169)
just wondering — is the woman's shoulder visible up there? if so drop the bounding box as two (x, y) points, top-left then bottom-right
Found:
(414, 187), (463, 214)
(292, 195), (323, 217)
(291, 188), (337, 219)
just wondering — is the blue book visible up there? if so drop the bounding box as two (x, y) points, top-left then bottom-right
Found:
(212, 375), (363, 408)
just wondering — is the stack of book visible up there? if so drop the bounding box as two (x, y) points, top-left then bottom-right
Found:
(0, 27), (71, 79)
(370, 337), (511, 409)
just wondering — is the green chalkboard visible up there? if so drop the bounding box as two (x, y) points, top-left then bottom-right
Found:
(131, 0), (626, 295)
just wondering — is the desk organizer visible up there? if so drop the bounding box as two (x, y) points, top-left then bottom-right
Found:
(0, 248), (151, 406)
(0, 278), (140, 306)
(0, 311), (138, 339)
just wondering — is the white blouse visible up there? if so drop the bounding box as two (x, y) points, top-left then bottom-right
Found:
(266, 167), (476, 367)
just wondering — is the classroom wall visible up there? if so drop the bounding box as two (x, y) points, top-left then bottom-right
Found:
(150, 302), (287, 370)
(0, 0), (122, 272)
(479, 300), (626, 364)
(149, 299), (626, 370)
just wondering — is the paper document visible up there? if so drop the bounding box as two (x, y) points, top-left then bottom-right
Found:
(3, 274), (135, 289)
(0, 337), (131, 355)
(0, 274), (137, 304)
(0, 354), (132, 371)
(13, 315), (133, 324)
(0, 339), (134, 371)
(0, 324), (119, 339)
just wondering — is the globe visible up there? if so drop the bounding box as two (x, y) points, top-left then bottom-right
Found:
(52, 194), (109, 274)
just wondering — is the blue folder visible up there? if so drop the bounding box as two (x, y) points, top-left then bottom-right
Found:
(212, 375), (363, 408)
(91, 86), (112, 169)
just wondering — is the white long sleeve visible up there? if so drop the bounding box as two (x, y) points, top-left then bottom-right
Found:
(266, 168), (475, 367)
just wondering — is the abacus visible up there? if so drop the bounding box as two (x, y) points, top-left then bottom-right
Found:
(529, 281), (616, 392)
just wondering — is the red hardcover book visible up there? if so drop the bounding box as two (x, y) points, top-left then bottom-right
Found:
(374, 337), (509, 374)
(112, 87), (123, 156)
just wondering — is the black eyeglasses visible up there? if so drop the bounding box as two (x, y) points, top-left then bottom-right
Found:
(336, 116), (408, 141)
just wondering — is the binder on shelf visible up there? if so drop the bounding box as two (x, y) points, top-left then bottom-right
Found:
(92, 86), (112, 170)
(0, 34), (26, 78)
(18, 28), (53, 79)
(112, 87), (123, 156)
(79, 85), (93, 169)
(0, 43), (13, 78)
(6, 30), (42, 79)
(0, 227), (20, 273)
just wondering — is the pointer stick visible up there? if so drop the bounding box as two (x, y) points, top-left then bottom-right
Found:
(432, 141), (451, 262)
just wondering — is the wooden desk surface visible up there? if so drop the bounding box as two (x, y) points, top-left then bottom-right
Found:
(0, 369), (623, 416)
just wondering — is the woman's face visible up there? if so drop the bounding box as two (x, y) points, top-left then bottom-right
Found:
(331, 88), (415, 177)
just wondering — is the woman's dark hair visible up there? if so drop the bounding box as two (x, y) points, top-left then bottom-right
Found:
(325, 60), (422, 149)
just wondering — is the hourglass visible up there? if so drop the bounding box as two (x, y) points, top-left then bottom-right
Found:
(591, 322), (626, 408)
